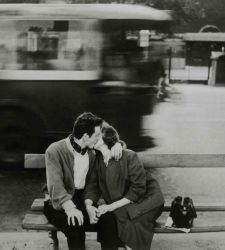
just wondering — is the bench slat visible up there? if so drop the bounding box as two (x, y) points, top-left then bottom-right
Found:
(154, 226), (225, 233)
(139, 153), (225, 168)
(164, 202), (225, 212)
(22, 213), (56, 231)
(22, 213), (98, 232)
(25, 153), (225, 169)
(31, 198), (225, 212)
(22, 211), (225, 233)
(156, 211), (225, 233)
(25, 154), (45, 169)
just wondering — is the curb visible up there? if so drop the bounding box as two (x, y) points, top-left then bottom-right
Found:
(1, 231), (225, 250)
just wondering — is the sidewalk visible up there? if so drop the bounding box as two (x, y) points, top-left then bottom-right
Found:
(168, 66), (209, 82)
(1, 231), (225, 250)
(144, 84), (225, 154)
(0, 232), (100, 250)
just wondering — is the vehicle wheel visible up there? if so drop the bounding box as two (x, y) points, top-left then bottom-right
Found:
(0, 109), (43, 167)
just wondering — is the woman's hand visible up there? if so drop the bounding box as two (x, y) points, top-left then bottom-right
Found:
(97, 198), (131, 217)
(111, 142), (123, 161)
(86, 205), (99, 224)
(94, 138), (123, 164)
(97, 204), (114, 217)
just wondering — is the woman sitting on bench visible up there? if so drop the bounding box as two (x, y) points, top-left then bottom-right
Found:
(84, 126), (164, 250)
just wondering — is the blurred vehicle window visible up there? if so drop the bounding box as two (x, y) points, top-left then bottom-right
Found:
(0, 20), (102, 71)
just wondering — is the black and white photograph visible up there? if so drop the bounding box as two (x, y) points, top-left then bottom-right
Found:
(0, 0), (225, 249)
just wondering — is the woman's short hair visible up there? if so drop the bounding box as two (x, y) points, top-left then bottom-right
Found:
(102, 125), (120, 149)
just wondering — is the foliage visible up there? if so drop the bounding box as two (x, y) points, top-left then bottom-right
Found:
(1, 0), (225, 32)
(0, 0), (39, 2)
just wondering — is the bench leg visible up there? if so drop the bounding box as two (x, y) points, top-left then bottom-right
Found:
(49, 230), (59, 250)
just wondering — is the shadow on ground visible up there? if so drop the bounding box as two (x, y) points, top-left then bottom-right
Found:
(0, 169), (45, 232)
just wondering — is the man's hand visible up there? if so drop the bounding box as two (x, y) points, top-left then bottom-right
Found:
(111, 142), (122, 161)
(86, 205), (99, 224)
(65, 207), (84, 226)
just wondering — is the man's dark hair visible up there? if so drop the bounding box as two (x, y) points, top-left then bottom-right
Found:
(102, 125), (119, 149)
(72, 112), (103, 139)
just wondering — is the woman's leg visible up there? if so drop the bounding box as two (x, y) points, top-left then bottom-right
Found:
(98, 212), (124, 250)
(146, 205), (164, 250)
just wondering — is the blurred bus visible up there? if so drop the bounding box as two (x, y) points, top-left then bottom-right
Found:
(0, 4), (171, 165)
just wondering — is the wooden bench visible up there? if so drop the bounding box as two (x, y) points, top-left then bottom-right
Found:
(22, 153), (225, 250)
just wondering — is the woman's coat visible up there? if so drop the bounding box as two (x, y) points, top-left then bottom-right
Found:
(84, 149), (164, 250)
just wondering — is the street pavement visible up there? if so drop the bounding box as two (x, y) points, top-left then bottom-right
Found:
(169, 66), (209, 81)
(141, 83), (225, 203)
(143, 83), (225, 154)
(2, 231), (225, 250)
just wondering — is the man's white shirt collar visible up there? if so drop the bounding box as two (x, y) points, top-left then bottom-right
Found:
(65, 136), (89, 189)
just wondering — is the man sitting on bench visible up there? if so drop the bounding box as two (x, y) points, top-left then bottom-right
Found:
(44, 112), (123, 250)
